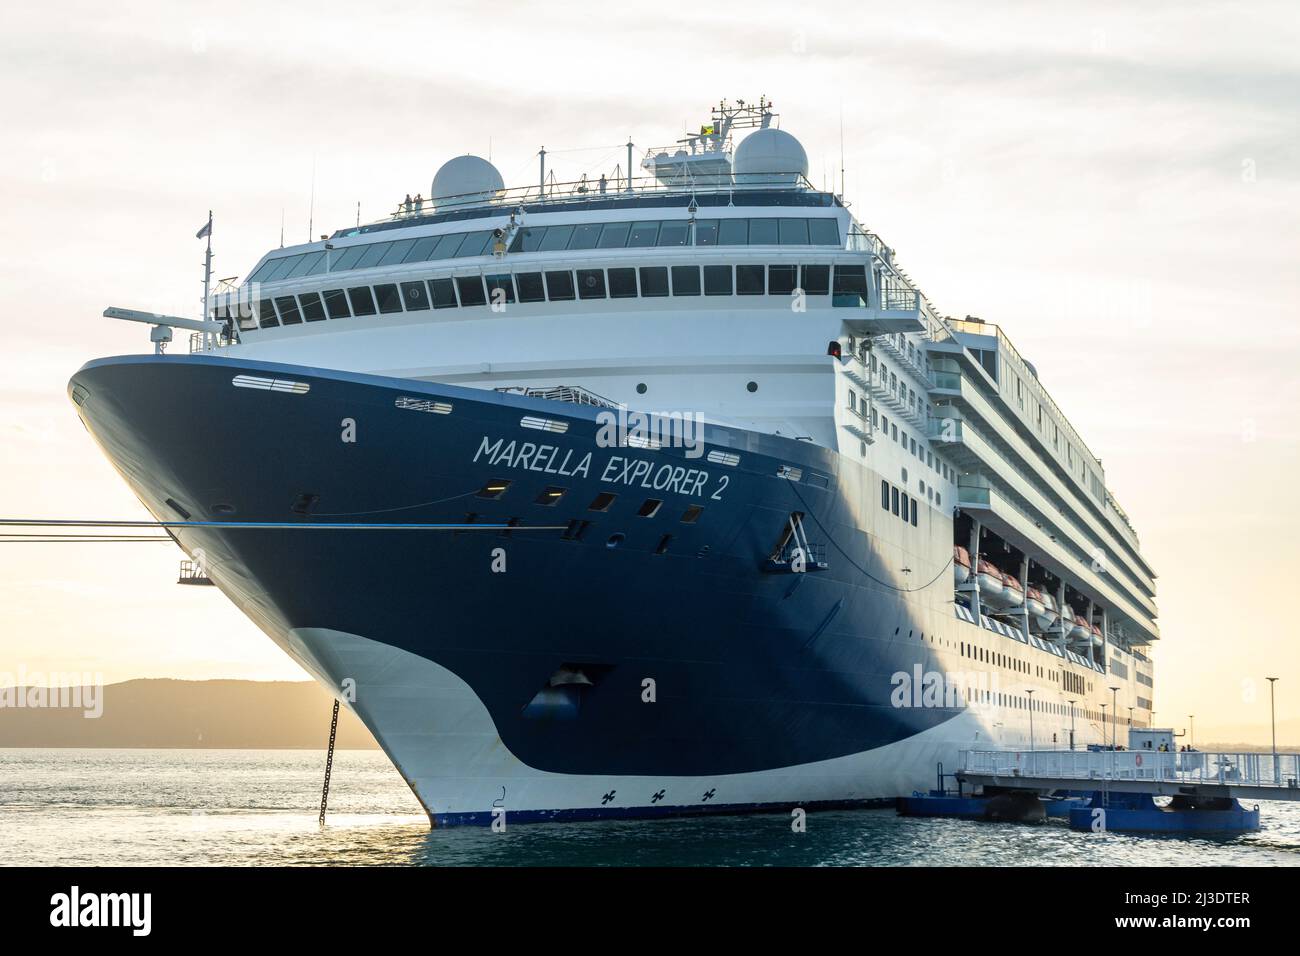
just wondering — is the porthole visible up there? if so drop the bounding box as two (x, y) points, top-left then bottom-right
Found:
(636, 383), (647, 394)
(746, 381), (758, 393)
(606, 533), (625, 549)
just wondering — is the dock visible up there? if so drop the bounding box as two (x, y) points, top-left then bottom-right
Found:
(958, 748), (1300, 803)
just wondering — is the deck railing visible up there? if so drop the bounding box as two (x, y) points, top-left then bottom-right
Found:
(387, 172), (823, 220)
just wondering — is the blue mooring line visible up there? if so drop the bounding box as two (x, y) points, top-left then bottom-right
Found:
(0, 519), (567, 531)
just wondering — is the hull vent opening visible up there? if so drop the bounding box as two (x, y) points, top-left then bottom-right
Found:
(522, 664), (611, 721)
(291, 492), (320, 516)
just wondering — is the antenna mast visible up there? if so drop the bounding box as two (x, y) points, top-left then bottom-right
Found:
(199, 210), (213, 349)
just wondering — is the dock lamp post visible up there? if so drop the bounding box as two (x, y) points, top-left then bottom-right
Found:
(1109, 686), (1120, 750)
(1026, 689), (1035, 753)
(1067, 700), (1076, 751)
(1189, 715), (1195, 749)
(1268, 677), (1279, 783)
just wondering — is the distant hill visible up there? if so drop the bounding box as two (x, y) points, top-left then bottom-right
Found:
(0, 679), (379, 749)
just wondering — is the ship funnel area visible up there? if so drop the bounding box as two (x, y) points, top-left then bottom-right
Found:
(431, 154), (504, 210)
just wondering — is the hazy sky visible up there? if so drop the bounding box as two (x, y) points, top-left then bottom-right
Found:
(1, 1), (1297, 742)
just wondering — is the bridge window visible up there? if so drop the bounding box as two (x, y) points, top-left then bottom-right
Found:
(800, 265), (830, 295)
(538, 224), (574, 251)
(703, 265), (733, 295)
(628, 221), (660, 247)
(403, 236), (439, 262)
(809, 219), (840, 245)
(545, 270), (575, 301)
(749, 218), (780, 245)
(347, 287), (377, 315)
(657, 221), (690, 246)
(298, 291), (327, 322)
(718, 219), (749, 245)
(736, 264), (765, 295)
(329, 245), (367, 272)
(671, 265), (701, 296)
(515, 272), (545, 303)
(833, 264), (868, 303)
(456, 276), (487, 307)
(429, 278), (457, 308)
(513, 227), (546, 253)
(881, 480), (889, 509)
(639, 266), (669, 297)
(379, 239), (417, 265)
(598, 222), (631, 248)
(287, 251), (326, 278)
(322, 289), (350, 319)
(274, 296), (302, 325)
(608, 267), (638, 298)
(374, 284), (403, 313)
(400, 281), (429, 311)
(256, 299), (279, 327)
(568, 223), (603, 250)
(891, 487), (900, 516)
(768, 265), (797, 295)
(455, 232), (494, 257)
(694, 220), (720, 245)
(484, 274), (516, 304)
(432, 233), (466, 258)
(779, 219), (810, 245)
(576, 269), (607, 299)
(355, 243), (391, 269)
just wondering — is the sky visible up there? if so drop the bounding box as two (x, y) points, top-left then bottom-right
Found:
(0, 0), (1297, 743)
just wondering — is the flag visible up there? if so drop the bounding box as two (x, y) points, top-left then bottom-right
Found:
(195, 217), (212, 239)
(700, 124), (715, 136)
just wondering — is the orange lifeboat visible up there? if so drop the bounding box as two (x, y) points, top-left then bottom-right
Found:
(976, 558), (1005, 603)
(954, 545), (972, 586)
(1000, 573), (1025, 610)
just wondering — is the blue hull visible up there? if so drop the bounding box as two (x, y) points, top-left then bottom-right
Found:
(69, 353), (968, 819)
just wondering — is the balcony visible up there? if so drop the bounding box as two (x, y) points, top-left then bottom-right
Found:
(838, 286), (925, 335)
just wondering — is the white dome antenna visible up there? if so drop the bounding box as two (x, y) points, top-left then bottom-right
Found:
(732, 128), (809, 187)
(431, 155), (505, 209)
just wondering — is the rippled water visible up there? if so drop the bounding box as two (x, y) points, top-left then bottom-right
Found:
(2, 748), (1298, 866)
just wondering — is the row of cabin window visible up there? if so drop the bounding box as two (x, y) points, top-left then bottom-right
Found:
(247, 217), (843, 285)
(509, 217), (840, 253)
(238, 264), (870, 328)
(881, 480), (920, 526)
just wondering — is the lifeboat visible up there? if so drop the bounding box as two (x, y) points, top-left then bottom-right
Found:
(1000, 573), (1025, 610)
(1070, 615), (1091, 642)
(1024, 586), (1046, 620)
(1032, 591), (1060, 633)
(1091, 623), (1105, 648)
(976, 558), (1005, 604)
(953, 545), (971, 587)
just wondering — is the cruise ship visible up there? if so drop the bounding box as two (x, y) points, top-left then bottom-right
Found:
(70, 99), (1158, 824)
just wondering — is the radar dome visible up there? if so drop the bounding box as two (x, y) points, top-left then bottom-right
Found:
(732, 128), (809, 186)
(431, 155), (504, 207)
